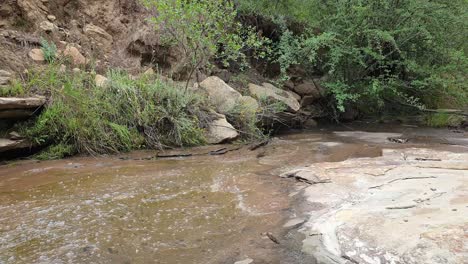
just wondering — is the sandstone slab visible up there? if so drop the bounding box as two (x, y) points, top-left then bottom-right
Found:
(288, 148), (468, 264)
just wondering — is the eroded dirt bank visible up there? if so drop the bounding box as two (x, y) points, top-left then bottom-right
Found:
(0, 125), (466, 264)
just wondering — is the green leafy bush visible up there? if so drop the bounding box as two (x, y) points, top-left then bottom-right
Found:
(239, 0), (468, 114)
(141, 0), (267, 85)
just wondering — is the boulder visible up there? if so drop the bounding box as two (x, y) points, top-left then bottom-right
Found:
(28, 48), (45, 62)
(293, 81), (320, 98)
(205, 113), (239, 144)
(95, 74), (108, 87)
(248, 83), (300, 112)
(63, 46), (86, 65)
(237, 96), (259, 116)
(47, 15), (56, 21)
(39, 21), (57, 32)
(143, 68), (155, 76)
(199, 76), (242, 114)
(0, 70), (12, 85)
(290, 91), (301, 101)
(84, 24), (113, 50)
(283, 80), (294, 90)
(301, 95), (318, 107)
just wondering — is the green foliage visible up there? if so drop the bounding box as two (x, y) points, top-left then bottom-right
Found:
(40, 38), (57, 64)
(18, 64), (208, 158)
(226, 96), (286, 141)
(141, 0), (267, 82)
(0, 80), (26, 97)
(424, 113), (465, 128)
(239, 0), (468, 114)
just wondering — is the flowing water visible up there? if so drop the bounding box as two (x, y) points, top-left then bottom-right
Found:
(0, 124), (466, 264)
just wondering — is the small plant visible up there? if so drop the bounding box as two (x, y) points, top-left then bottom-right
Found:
(40, 38), (57, 64)
(0, 80), (25, 97)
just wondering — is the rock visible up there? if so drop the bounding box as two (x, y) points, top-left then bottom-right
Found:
(301, 95), (318, 107)
(39, 21), (57, 32)
(72, 68), (81, 73)
(8, 131), (23, 140)
(0, 96), (46, 110)
(295, 148), (468, 264)
(59, 64), (66, 73)
(234, 258), (253, 264)
(28, 49), (45, 62)
(0, 96), (46, 119)
(95, 74), (108, 87)
(293, 81), (320, 97)
(290, 91), (301, 101)
(215, 69), (232, 83)
(0, 138), (31, 154)
(0, 101), (43, 120)
(283, 80), (294, 90)
(283, 218), (306, 228)
(47, 15), (56, 21)
(248, 83), (300, 112)
(0, 70), (12, 85)
(84, 24), (113, 49)
(237, 96), (259, 116)
(200, 76), (242, 114)
(303, 119), (318, 128)
(63, 46), (86, 65)
(205, 113), (239, 144)
(143, 68), (155, 76)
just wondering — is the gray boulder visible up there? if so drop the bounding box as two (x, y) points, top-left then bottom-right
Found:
(293, 80), (321, 98)
(205, 113), (239, 144)
(248, 83), (300, 112)
(199, 76), (242, 114)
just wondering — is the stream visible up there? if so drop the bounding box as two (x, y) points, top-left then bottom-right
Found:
(0, 124), (466, 264)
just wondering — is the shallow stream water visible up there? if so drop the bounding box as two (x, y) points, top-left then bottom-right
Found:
(0, 124), (466, 264)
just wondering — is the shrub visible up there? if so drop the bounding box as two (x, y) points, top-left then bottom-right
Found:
(425, 113), (465, 128)
(239, 0), (468, 114)
(19, 64), (208, 158)
(141, 0), (267, 87)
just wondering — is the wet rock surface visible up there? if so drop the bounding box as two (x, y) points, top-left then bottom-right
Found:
(282, 128), (468, 264)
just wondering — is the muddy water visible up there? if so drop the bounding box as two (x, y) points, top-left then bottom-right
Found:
(0, 125), (466, 264)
